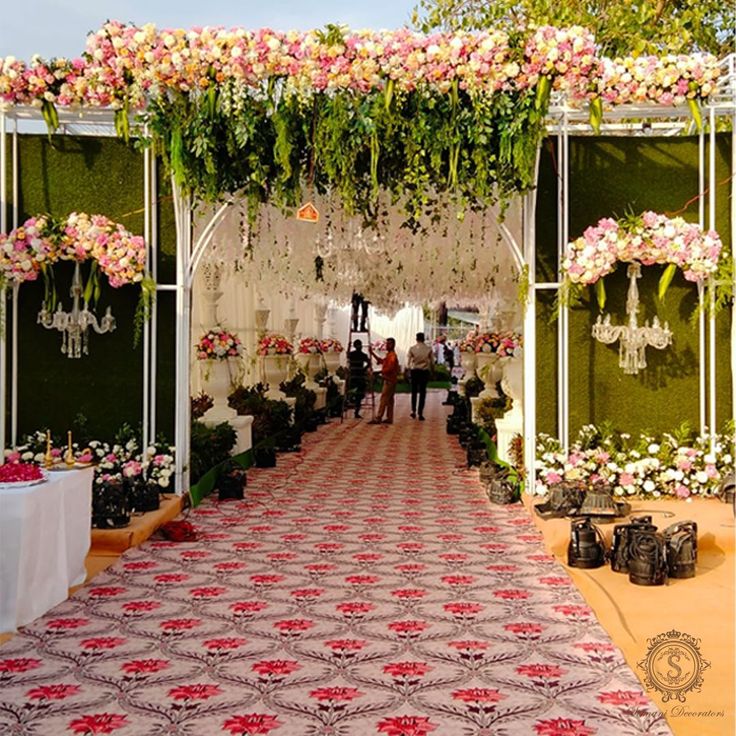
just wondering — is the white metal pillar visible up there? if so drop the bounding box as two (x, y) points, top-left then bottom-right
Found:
(522, 183), (538, 491)
(557, 115), (570, 451)
(173, 180), (192, 493)
(697, 126), (707, 434)
(707, 106), (718, 449)
(150, 147), (158, 444)
(0, 111), (7, 462)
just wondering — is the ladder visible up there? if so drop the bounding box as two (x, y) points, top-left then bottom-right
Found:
(342, 296), (376, 422)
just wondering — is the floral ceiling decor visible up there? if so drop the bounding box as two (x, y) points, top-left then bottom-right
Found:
(0, 212), (154, 339)
(534, 423), (732, 500)
(560, 211), (730, 311)
(0, 23), (721, 220)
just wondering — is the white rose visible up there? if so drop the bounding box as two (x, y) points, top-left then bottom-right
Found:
(695, 471), (708, 484)
(648, 443), (660, 453)
(643, 480), (656, 493)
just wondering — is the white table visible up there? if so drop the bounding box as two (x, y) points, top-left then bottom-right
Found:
(0, 467), (93, 631)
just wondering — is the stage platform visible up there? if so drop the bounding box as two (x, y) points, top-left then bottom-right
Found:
(523, 494), (735, 736)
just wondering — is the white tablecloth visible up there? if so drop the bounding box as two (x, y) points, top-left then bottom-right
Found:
(0, 467), (93, 631)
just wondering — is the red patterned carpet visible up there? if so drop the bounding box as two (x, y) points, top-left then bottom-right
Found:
(0, 394), (671, 735)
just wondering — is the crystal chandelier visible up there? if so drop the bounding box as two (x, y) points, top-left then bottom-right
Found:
(592, 262), (672, 375)
(37, 262), (116, 358)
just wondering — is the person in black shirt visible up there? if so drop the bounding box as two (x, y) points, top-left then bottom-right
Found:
(347, 339), (371, 418)
(351, 293), (370, 332)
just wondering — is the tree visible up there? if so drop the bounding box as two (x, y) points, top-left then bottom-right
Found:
(412, 0), (735, 57)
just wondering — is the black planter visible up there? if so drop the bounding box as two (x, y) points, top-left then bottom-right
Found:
(218, 468), (247, 501)
(92, 480), (130, 529)
(127, 479), (161, 514)
(304, 415), (320, 432)
(254, 446), (277, 468)
(446, 416), (461, 435)
(276, 427), (302, 452)
(466, 441), (487, 468)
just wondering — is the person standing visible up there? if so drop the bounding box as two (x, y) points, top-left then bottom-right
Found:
(346, 339), (371, 419)
(368, 337), (400, 424)
(407, 332), (434, 420)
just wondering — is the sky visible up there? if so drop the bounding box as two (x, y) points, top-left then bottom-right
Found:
(0, 0), (418, 60)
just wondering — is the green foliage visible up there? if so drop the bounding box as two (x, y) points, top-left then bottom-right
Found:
(412, 0), (734, 56)
(144, 80), (546, 224)
(228, 384), (293, 445)
(190, 420), (237, 484)
(280, 373), (317, 426)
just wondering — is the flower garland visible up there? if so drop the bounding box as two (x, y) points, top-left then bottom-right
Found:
(319, 338), (343, 353)
(195, 329), (243, 361)
(534, 424), (732, 500)
(0, 213), (146, 287)
(0, 24), (719, 108)
(0, 24), (722, 217)
(297, 337), (322, 355)
(0, 212), (154, 343)
(560, 211), (728, 309)
(257, 334), (293, 356)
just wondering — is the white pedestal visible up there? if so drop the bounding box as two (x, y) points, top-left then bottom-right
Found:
(314, 387), (327, 411)
(202, 415), (254, 455)
(495, 409), (523, 464)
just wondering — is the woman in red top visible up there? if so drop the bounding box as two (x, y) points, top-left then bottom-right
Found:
(369, 337), (400, 424)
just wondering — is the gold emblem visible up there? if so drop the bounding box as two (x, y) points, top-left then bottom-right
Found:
(638, 630), (710, 703)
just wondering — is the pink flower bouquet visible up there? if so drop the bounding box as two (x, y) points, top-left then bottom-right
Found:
(196, 329), (243, 360)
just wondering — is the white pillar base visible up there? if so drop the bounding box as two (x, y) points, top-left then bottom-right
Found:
(202, 414), (254, 455)
(496, 408), (523, 464)
(202, 404), (237, 423)
(313, 387), (327, 411)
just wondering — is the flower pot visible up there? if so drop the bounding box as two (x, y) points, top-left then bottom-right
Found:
(92, 481), (130, 529)
(475, 353), (502, 400)
(127, 479), (160, 514)
(459, 351), (477, 378)
(260, 354), (290, 400)
(201, 359), (238, 422)
(254, 446), (277, 468)
(218, 468), (247, 501)
(322, 351), (342, 375)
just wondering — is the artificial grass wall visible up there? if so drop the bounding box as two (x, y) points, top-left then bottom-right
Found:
(4, 134), (176, 441)
(534, 134), (733, 437)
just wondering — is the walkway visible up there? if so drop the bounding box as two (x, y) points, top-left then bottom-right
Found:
(0, 394), (670, 735)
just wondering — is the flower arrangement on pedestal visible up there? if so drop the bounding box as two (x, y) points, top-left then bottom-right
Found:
(297, 337), (322, 355)
(258, 334), (294, 399)
(196, 328), (243, 422)
(560, 211), (727, 308)
(458, 331), (478, 353)
(257, 334), (294, 356)
(320, 338), (344, 353)
(320, 338), (344, 376)
(195, 329), (243, 360)
(534, 424), (732, 499)
(297, 337), (323, 389)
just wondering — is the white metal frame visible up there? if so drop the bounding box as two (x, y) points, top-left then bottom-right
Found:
(0, 55), (734, 491)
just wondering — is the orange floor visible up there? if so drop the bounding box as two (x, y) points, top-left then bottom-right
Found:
(524, 494), (735, 736)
